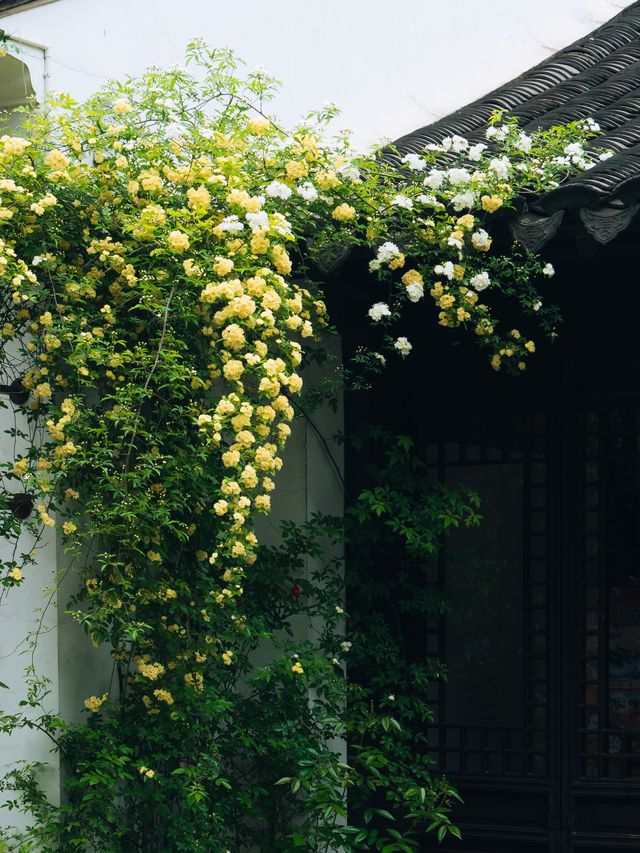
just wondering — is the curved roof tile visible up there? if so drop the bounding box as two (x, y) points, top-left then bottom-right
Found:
(393, 2), (640, 212)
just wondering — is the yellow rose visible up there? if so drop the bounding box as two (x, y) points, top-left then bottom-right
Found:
(287, 374), (303, 394)
(187, 185), (211, 211)
(214, 500), (229, 516)
(248, 116), (270, 134)
(223, 359), (244, 381)
(481, 195), (503, 213)
(222, 449), (241, 468)
(332, 203), (356, 222)
(213, 257), (234, 276)
(221, 324), (245, 351)
(254, 494), (271, 512)
(271, 245), (291, 275)
(84, 694), (108, 712)
(167, 230), (190, 252)
(438, 294), (455, 309)
(251, 233), (270, 255)
(44, 150), (69, 170)
(401, 269), (423, 286)
(12, 458), (28, 477)
(285, 159), (308, 180)
(316, 170), (340, 190)
(113, 98), (132, 115)
(153, 688), (174, 705)
(34, 382), (52, 400)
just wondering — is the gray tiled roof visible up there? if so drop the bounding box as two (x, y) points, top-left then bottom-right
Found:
(393, 2), (640, 219)
(0, 0), (55, 17)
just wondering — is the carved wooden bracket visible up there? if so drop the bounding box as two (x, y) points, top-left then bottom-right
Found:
(510, 210), (565, 252)
(579, 204), (639, 244)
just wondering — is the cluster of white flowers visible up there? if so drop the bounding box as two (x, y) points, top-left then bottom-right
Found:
(468, 142), (487, 161)
(451, 190), (477, 211)
(425, 134), (469, 154)
(447, 167), (472, 185)
(351, 116), (601, 372)
(415, 192), (441, 206)
(246, 211), (270, 232)
(164, 122), (184, 141)
(554, 141), (598, 171)
(265, 180), (292, 200)
(376, 241), (401, 262)
(565, 141), (585, 159)
(368, 301), (391, 322)
(394, 336), (412, 357)
(489, 156), (511, 180)
(369, 241), (402, 271)
(423, 169), (444, 189)
(217, 215), (244, 232)
(400, 152), (426, 171)
(434, 260), (455, 280)
(471, 229), (491, 251)
(337, 163), (360, 181)
(449, 134), (469, 153)
(405, 282), (424, 302)
(485, 124), (510, 142)
(297, 182), (318, 201)
(391, 194), (413, 209)
(470, 271), (491, 291)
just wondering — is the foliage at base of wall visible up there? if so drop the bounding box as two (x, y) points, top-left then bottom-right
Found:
(2, 433), (481, 851)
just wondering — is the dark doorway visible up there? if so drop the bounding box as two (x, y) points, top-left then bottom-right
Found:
(342, 229), (640, 851)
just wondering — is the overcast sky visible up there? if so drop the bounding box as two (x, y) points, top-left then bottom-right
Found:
(4, 0), (637, 147)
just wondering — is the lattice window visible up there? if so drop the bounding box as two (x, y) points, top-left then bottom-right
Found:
(424, 409), (549, 779)
(578, 408), (640, 781)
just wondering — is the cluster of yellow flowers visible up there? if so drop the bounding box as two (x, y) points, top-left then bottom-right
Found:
(83, 693), (108, 713)
(0, 48), (595, 724)
(135, 658), (166, 681)
(138, 765), (155, 779)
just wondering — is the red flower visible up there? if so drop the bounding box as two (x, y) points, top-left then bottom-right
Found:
(290, 584), (301, 598)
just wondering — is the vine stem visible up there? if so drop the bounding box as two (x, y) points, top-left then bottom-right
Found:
(294, 400), (344, 491)
(122, 284), (176, 477)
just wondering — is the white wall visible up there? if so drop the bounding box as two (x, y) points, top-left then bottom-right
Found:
(0, 399), (61, 832)
(0, 0), (635, 148)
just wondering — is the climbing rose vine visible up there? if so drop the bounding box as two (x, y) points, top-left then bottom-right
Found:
(0, 40), (603, 850)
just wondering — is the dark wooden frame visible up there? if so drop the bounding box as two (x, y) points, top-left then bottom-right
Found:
(340, 221), (640, 852)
